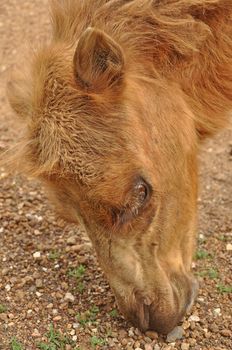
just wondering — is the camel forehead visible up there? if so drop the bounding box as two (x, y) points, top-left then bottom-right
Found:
(30, 58), (129, 182)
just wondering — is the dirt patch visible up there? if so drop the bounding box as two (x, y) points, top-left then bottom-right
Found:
(0, 1), (231, 349)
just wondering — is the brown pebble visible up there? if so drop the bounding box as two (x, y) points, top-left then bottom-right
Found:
(134, 340), (141, 348)
(121, 339), (128, 346)
(144, 345), (153, 350)
(145, 330), (158, 340)
(32, 330), (41, 337)
(118, 329), (128, 339)
(53, 315), (62, 321)
(220, 329), (231, 337)
(35, 279), (43, 288)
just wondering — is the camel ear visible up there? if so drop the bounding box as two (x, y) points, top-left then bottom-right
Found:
(73, 27), (125, 91)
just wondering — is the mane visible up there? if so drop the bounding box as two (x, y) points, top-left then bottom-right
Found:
(50, 0), (231, 66)
(2, 0), (232, 178)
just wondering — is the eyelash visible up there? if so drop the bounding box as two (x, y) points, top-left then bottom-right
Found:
(111, 179), (151, 227)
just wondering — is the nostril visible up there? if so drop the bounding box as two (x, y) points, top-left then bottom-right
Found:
(132, 292), (152, 332)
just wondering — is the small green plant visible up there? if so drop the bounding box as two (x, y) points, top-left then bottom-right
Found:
(197, 268), (219, 279)
(68, 265), (86, 280)
(216, 284), (232, 294)
(90, 336), (105, 348)
(195, 250), (211, 260)
(37, 324), (74, 350)
(0, 304), (7, 313)
(48, 250), (60, 261)
(109, 309), (118, 318)
(217, 235), (226, 241)
(10, 337), (24, 350)
(76, 305), (99, 326)
(68, 265), (86, 295)
(217, 235), (229, 242)
(77, 281), (85, 293)
(208, 268), (219, 279)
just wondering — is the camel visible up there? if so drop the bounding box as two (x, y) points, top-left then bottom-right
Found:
(5, 0), (232, 333)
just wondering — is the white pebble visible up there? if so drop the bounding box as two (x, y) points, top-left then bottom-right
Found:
(64, 292), (75, 303)
(33, 251), (41, 259)
(226, 243), (232, 251)
(72, 323), (79, 329)
(197, 297), (204, 302)
(181, 343), (190, 350)
(72, 335), (77, 341)
(188, 315), (200, 322)
(213, 308), (221, 316)
(5, 284), (11, 291)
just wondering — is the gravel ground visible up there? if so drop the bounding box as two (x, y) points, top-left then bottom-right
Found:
(0, 1), (231, 350)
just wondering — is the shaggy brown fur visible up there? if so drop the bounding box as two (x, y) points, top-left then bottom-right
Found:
(4, 0), (232, 333)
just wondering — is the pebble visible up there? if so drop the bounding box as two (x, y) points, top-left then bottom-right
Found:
(33, 251), (41, 259)
(166, 326), (184, 342)
(53, 315), (62, 321)
(182, 321), (190, 330)
(188, 315), (200, 322)
(128, 328), (134, 337)
(144, 345), (153, 350)
(145, 331), (158, 340)
(153, 346), (161, 350)
(5, 284), (11, 291)
(32, 329), (41, 337)
(69, 244), (83, 252)
(35, 279), (43, 288)
(191, 262), (196, 268)
(181, 343), (190, 350)
(34, 229), (42, 236)
(220, 329), (231, 337)
(121, 339), (128, 346)
(213, 308), (221, 316)
(226, 243), (232, 251)
(2, 268), (8, 276)
(67, 236), (76, 245)
(134, 341), (141, 348)
(64, 292), (75, 303)
(197, 297), (204, 303)
(72, 323), (79, 329)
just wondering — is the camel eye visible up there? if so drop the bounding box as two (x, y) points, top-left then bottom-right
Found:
(132, 178), (151, 211)
(136, 182), (149, 204)
(110, 178), (152, 227)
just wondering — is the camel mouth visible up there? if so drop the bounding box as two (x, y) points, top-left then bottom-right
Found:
(116, 275), (199, 334)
